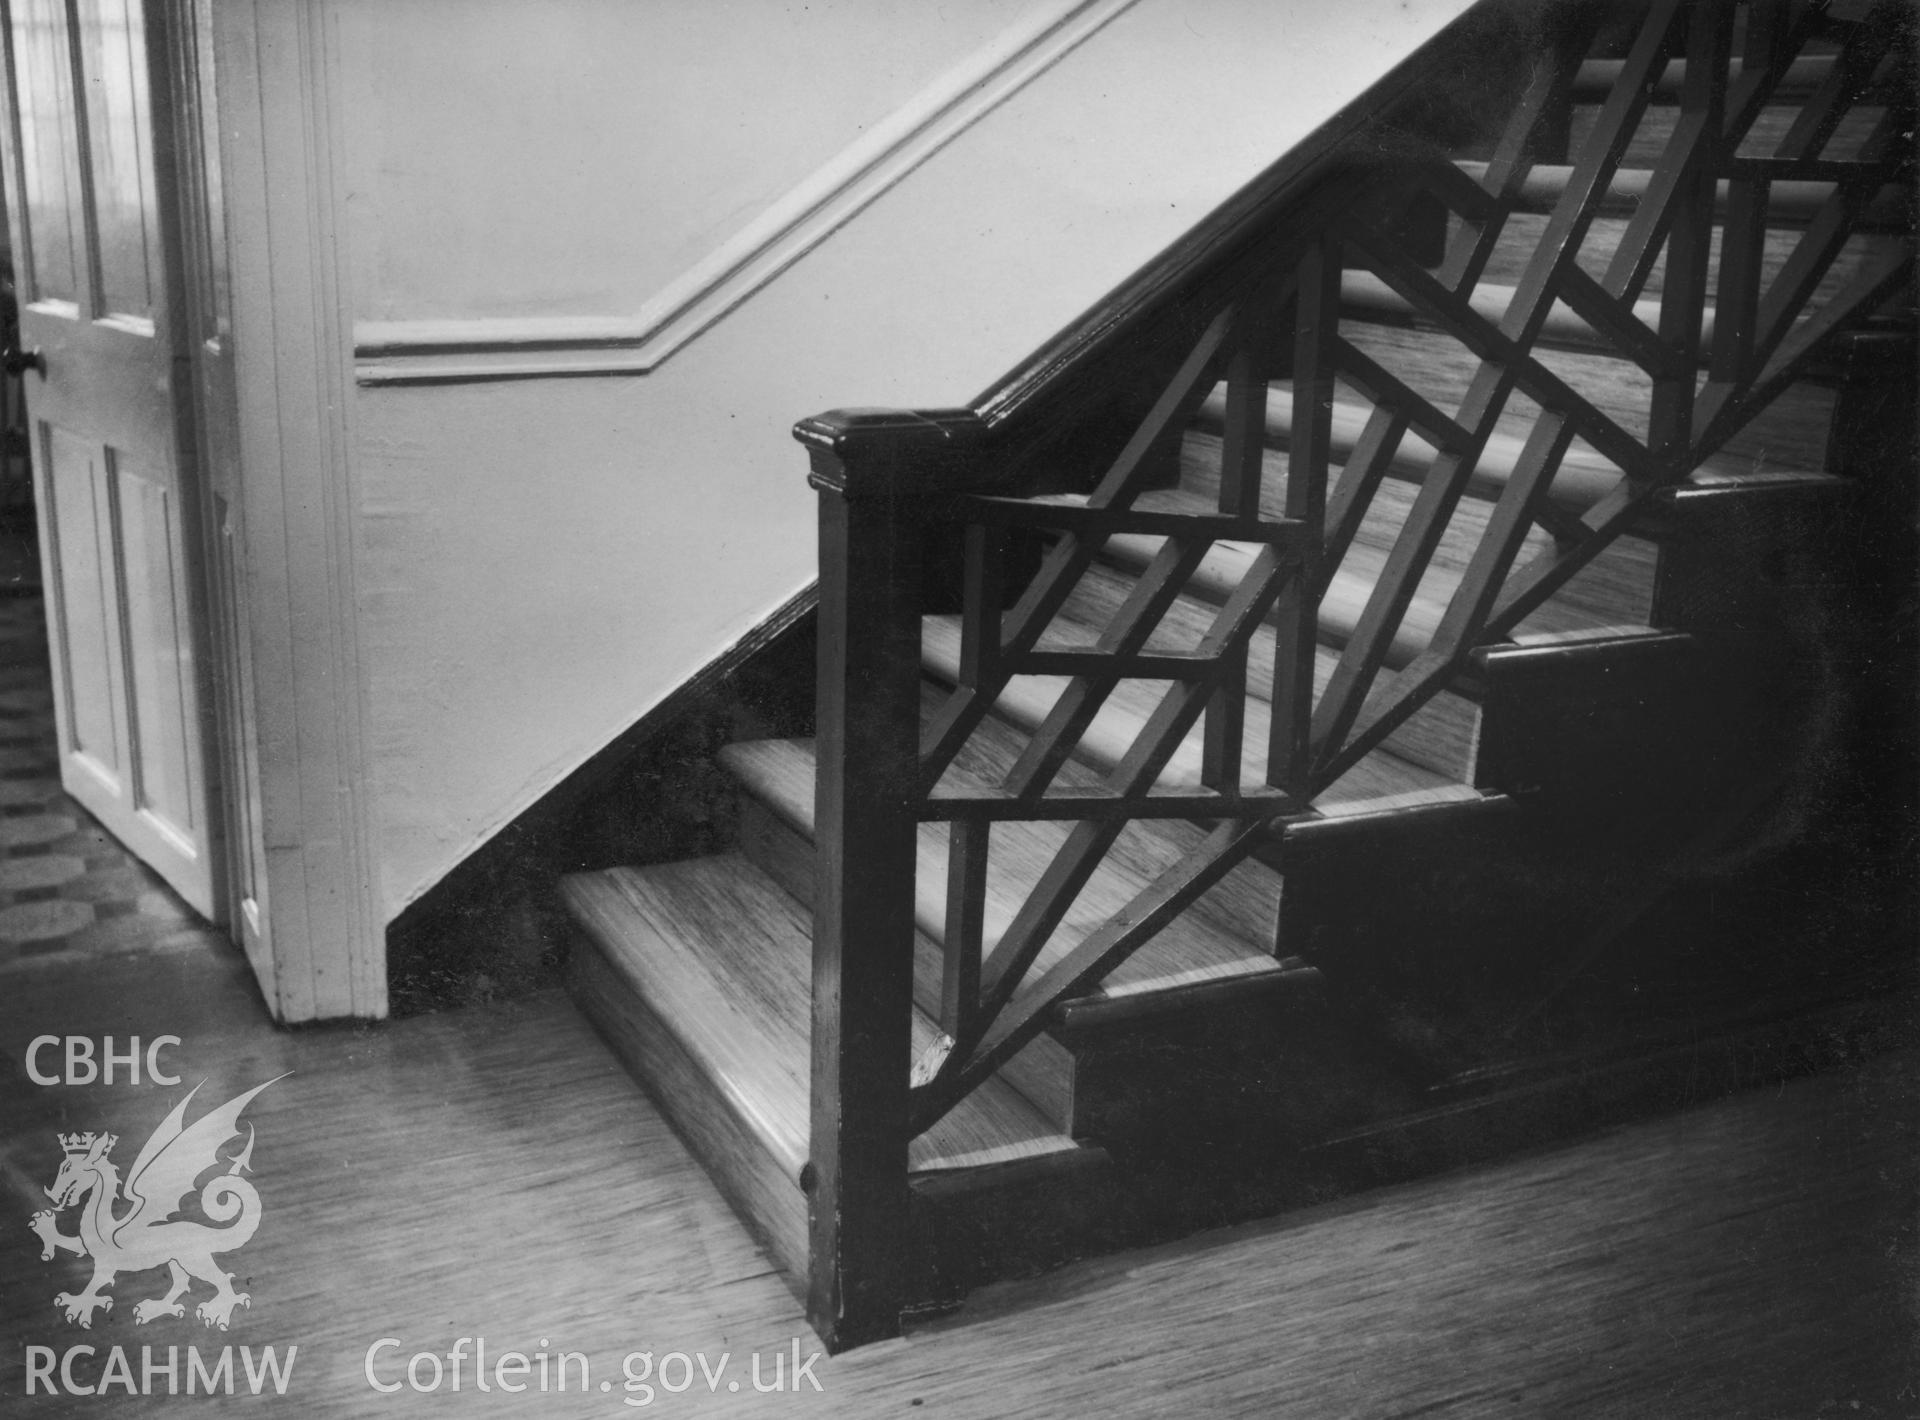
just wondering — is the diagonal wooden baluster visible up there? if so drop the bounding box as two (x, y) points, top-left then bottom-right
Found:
(1368, 0), (1912, 719)
(1002, 533), (1210, 800)
(933, 522), (1007, 1045)
(1204, 342), (1271, 792)
(941, 818), (990, 1048)
(1310, 0), (1686, 789)
(1706, 2), (1793, 375)
(1773, 1), (1901, 164)
(911, 817), (1270, 1134)
(971, 542), (1291, 1032)
(1648, 3), (1733, 468)
(1601, 90), (1719, 306)
(920, 306), (1239, 792)
(931, 547), (1291, 1120)
(1443, 3), (1604, 297)
(1342, 232), (1650, 475)
(1720, 1), (1829, 146)
(1270, 231), (1338, 793)
(1317, 404), (1412, 599)
(1444, 2), (1910, 648)
(905, 0), (1912, 1143)
(1417, 411), (1581, 668)
(1694, 238), (1914, 462)
(1697, 120), (1911, 445)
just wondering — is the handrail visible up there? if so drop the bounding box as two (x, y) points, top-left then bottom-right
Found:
(795, 0), (1915, 1349)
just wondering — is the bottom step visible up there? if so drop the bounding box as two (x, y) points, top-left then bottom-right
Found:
(560, 855), (1099, 1297)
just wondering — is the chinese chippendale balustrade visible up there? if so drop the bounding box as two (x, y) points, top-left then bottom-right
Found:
(796, 0), (1912, 1344)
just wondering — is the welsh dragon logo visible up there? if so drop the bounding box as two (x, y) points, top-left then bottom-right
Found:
(30, 1075), (286, 1330)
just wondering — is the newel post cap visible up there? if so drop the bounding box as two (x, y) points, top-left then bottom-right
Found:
(794, 407), (988, 498)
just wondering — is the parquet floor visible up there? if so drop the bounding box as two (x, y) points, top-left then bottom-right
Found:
(0, 586), (1913, 1417)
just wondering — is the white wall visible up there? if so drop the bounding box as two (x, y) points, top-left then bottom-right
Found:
(338, 0), (1036, 321)
(330, 0), (1476, 920)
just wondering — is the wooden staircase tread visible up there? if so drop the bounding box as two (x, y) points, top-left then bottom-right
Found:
(726, 788), (1082, 1129)
(718, 734), (1286, 1003)
(1074, 500), (1640, 665)
(1164, 437), (1660, 634)
(1571, 53), (1877, 104)
(1053, 548), (1394, 682)
(1475, 208), (1905, 322)
(1068, 549), (1677, 683)
(561, 860), (808, 1180)
(1193, 384), (1623, 511)
(1191, 385), (1839, 512)
(1503, 621), (1673, 650)
(931, 690), (1288, 974)
(1045, 557), (1481, 785)
(561, 857), (1082, 1176)
(1340, 324), (1849, 486)
(1454, 160), (1912, 229)
(1340, 270), (1711, 361)
(1344, 270), (1903, 383)
(1037, 483), (1451, 655)
(1669, 465), (1848, 494)
(918, 613), (1476, 812)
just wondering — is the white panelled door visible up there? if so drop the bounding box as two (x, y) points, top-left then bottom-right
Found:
(3, 0), (218, 918)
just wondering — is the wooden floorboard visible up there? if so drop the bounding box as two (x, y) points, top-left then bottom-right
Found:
(2, 940), (1910, 1415)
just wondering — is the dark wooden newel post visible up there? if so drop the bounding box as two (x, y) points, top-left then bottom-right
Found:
(793, 407), (976, 1351)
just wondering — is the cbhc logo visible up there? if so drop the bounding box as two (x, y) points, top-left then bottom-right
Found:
(26, 1036), (182, 1086)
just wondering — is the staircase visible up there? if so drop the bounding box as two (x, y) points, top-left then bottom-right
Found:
(560, 0), (1914, 1350)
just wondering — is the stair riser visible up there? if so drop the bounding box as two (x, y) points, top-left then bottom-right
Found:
(1267, 803), (1584, 1025)
(1324, 628), (1714, 803)
(567, 944), (811, 1287)
(1644, 485), (1859, 638)
(1471, 635), (1710, 805)
(1044, 984), (1411, 1152)
(907, 1152), (1123, 1310)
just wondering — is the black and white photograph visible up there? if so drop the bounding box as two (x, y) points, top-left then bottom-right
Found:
(0, 0), (1913, 1413)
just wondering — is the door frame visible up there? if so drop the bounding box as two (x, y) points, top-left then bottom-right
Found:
(185, 0), (386, 1021)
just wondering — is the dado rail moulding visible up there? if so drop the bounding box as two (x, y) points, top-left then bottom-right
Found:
(351, 0), (1138, 387)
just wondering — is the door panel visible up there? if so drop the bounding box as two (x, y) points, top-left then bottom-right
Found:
(4, 0), (218, 917)
(41, 423), (124, 785)
(11, 0), (82, 303)
(118, 451), (202, 840)
(79, 0), (160, 322)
